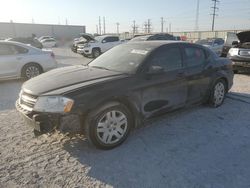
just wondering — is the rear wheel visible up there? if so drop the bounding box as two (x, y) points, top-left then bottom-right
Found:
(22, 63), (42, 80)
(92, 48), (101, 58)
(209, 79), (226, 107)
(85, 102), (132, 149)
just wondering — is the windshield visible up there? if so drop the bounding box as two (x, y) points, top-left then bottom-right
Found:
(88, 44), (151, 73)
(94, 36), (103, 42)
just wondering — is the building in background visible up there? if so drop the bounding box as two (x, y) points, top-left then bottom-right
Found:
(0, 22), (86, 39)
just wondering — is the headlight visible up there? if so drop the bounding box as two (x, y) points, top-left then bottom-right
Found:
(33, 96), (74, 113)
(228, 48), (239, 56)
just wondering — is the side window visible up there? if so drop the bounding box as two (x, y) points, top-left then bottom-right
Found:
(184, 47), (206, 66)
(0, 44), (15, 55)
(150, 47), (182, 71)
(13, 45), (28, 54)
(103, 37), (110, 43)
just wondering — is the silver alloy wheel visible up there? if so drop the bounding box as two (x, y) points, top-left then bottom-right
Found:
(97, 110), (128, 144)
(214, 82), (225, 106)
(25, 66), (40, 78)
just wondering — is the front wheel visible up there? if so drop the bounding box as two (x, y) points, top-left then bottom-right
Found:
(85, 102), (132, 149)
(22, 63), (42, 80)
(209, 79), (226, 108)
(92, 48), (101, 58)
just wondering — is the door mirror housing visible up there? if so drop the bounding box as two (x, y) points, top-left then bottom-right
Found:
(147, 65), (164, 74)
(102, 40), (107, 43)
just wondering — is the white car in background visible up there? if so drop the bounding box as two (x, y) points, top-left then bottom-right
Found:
(0, 41), (57, 80)
(77, 35), (122, 58)
(195, 38), (225, 55)
(38, 36), (54, 41)
(40, 38), (57, 48)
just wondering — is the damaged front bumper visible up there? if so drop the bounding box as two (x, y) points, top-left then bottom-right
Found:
(16, 101), (82, 134)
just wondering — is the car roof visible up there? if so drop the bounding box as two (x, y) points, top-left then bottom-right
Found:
(0, 40), (41, 50)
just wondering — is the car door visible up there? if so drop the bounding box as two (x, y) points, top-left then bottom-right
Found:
(0, 43), (24, 78)
(182, 44), (212, 104)
(101, 37), (113, 52)
(140, 44), (188, 118)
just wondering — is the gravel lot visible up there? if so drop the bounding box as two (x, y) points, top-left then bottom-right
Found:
(0, 47), (250, 188)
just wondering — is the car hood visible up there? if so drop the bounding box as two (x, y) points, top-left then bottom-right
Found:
(237, 31), (250, 43)
(22, 65), (127, 96)
(80, 34), (95, 42)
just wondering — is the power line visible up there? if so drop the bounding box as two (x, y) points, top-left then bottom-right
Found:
(195, 0), (200, 30)
(211, 0), (220, 31)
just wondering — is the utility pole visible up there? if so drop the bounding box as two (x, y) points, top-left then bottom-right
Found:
(161, 17), (164, 33)
(195, 0), (200, 31)
(169, 23), (172, 33)
(211, 0), (219, 31)
(96, 25), (99, 34)
(99, 16), (102, 35)
(65, 19), (68, 25)
(132, 20), (138, 35)
(103, 17), (106, 34)
(147, 19), (151, 33)
(116, 22), (120, 34)
(144, 22), (148, 33)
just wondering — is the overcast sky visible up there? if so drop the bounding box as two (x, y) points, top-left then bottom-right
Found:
(0, 0), (249, 33)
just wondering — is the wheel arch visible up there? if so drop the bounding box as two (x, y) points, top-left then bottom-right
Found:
(84, 96), (141, 130)
(21, 62), (44, 77)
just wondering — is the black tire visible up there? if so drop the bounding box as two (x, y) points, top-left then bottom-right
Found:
(85, 102), (132, 150)
(209, 79), (227, 108)
(21, 63), (42, 80)
(92, 48), (101, 58)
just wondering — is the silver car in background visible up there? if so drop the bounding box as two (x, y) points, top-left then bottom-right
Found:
(0, 41), (57, 80)
(196, 38), (224, 56)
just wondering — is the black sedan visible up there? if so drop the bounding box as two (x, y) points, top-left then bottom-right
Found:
(16, 41), (233, 149)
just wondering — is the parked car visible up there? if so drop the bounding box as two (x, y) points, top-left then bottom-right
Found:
(227, 30), (250, 73)
(130, 33), (175, 42)
(16, 41), (233, 149)
(7, 37), (43, 49)
(38, 36), (54, 42)
(71, 34), (95, 53)
(0, 41), (57, 80)
(77, 35), (122, 58)
(221, 32), (238, 57)
(195, 38), (224, 55)
(40, 38), (57, 48)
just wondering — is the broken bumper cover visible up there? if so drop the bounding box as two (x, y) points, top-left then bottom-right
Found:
(16, 101), (60, 133)
(16, 101), (82, 134)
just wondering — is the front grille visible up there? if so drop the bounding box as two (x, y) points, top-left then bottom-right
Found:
(18, 91), (38, 112)
(239, 50), (250, 57)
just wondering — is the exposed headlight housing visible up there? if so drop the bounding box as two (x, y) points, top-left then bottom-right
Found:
(228, 48), (239, 56)
(33, 96), (74, 113)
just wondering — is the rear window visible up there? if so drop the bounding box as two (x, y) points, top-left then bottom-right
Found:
(184, 47), (206, 66)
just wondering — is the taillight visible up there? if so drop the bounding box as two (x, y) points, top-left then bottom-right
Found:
(51, 52), (55, 58)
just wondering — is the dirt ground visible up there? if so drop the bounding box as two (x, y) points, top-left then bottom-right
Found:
(0, 47), (250, 188)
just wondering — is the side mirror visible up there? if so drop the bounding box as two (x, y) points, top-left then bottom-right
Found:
(232, 41), (238, 46)
(147, 65), (164, 74)
(102, 40), (107, 43)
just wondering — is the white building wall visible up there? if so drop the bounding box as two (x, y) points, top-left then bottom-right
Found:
(0, 22), (86, 39)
